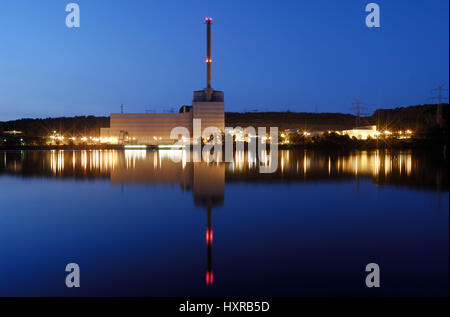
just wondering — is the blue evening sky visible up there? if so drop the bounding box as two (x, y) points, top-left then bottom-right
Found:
(0, 0), (448, 120)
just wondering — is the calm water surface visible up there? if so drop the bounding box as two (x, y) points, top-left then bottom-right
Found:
(0, 149), (448, 296)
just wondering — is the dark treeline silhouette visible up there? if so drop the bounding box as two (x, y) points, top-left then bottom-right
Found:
(226, 104), (448, 132)
(226, 112), (356, 131)
(282, 132), (446, 151)
(369, 104), (449, 132)
(0, 116), (109, 137)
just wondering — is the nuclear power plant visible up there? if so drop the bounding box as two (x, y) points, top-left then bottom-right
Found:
(100, 18), (225, 145)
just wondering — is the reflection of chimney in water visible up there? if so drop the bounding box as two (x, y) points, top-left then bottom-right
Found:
(205, 206), (214, 286)
(190, 162), (224, 287)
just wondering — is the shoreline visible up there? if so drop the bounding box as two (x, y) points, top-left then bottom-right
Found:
(0, 141), (447, 154)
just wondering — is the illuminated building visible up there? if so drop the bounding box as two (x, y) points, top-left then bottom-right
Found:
(100, 18), (224, 145)
(2, 130), (23, 135)
(340, 125), (379, 140)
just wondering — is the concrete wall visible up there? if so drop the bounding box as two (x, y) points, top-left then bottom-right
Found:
(101, 95), (225, 145)
(193, 101), (225, 134)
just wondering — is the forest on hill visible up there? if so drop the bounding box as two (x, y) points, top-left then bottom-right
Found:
(226, 104), (448, 133)
(0, 104), (447, 138)
(0, 116), (109, 137)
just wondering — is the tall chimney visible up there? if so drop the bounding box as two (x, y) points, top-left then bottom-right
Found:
(205, 17), (212, 89)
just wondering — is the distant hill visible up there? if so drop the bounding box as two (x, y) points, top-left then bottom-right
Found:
(368, 104), (448, 132)
(0, 104), (447, 137)
(226, 104), (448, 132)
(226, 112), (356, 131)
(0, 116), (109, 137)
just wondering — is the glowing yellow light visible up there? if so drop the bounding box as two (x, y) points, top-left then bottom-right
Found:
(100, 137), (118, 144)
(158, 144), (184, 149)
(124, 145), (147, 149)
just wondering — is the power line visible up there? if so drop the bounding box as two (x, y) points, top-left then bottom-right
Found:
(431, 83), (448, 128)
(350, 99), (369, 127)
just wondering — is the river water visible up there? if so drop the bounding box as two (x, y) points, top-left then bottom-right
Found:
(0, 149), (448, 296)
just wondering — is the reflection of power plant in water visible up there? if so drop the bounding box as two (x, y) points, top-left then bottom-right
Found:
(192, 162), (224, 286)
(1, 149), (448, 281)
(1, 150), (448, 191)
(111, 152), (225, 287)
(205, 206), (213, 286)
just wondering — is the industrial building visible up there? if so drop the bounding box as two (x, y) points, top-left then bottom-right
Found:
(340, 125), (379, 140)
(100, 17), (224, 145)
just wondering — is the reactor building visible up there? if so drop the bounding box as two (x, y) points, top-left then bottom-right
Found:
(100, 18), (225, 145)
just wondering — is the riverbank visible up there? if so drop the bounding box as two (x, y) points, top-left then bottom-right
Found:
(0, 145), (122, 151)
(0, 138), (447, 155)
